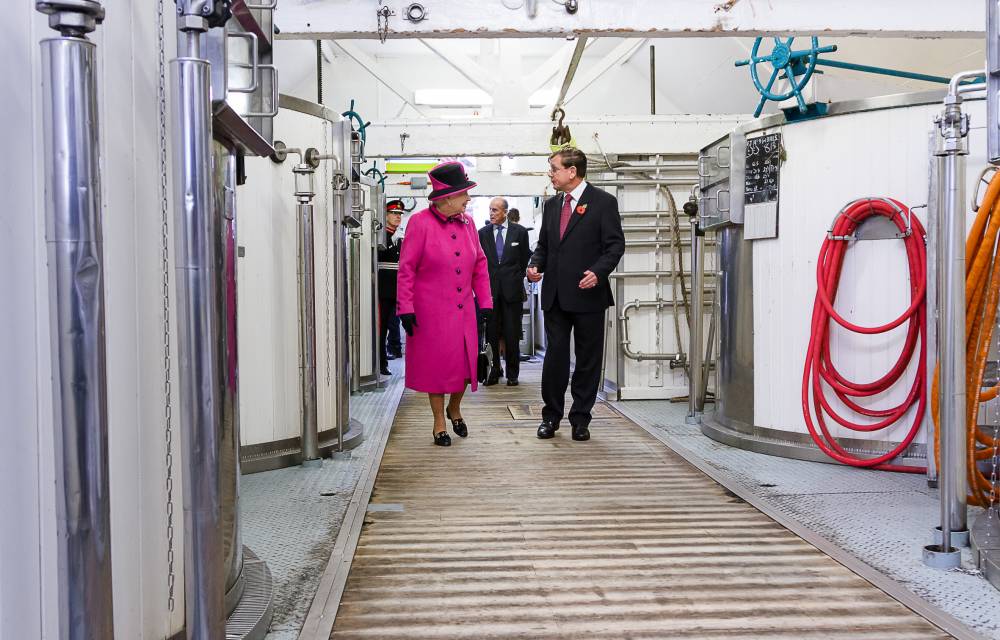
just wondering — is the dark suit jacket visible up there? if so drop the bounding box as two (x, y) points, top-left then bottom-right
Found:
(479, 222), (531, 303)
(377, 229), (401, 300)
(528, 184), (625, 313)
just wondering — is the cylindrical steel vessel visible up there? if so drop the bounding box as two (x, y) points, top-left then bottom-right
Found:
(171, 54), (226, 639)
(40, 33), (115, 640)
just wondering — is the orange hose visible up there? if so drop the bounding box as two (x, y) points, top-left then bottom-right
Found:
(933, 167), (1000, 507)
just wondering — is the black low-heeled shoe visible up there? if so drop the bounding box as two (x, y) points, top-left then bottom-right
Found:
(445, 408), (468, 438)
(434, 430), (451, 446)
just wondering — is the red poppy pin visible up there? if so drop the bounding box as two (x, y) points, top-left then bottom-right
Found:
(575, 204), (588, 215)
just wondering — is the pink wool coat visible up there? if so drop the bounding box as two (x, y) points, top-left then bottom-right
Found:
(396, 206), (493, 393)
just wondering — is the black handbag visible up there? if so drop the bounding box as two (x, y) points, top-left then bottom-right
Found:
(477, 317), (494, 384)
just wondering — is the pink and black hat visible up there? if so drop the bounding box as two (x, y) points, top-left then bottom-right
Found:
(428, 162), (477, 201)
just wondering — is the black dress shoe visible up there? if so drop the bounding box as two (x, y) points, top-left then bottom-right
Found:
(380, 366), (391, 376)
(537, 421), (558, 439)
(483, 378), (500, 387)
(571, 426), (590, 441)
(445, 408), (468, 438)
(506, 379), (519, 386)
(434, 431), (451, 446)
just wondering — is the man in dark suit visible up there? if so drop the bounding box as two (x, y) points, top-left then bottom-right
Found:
(377, 200), (405, 375)
(527, 148), (625, 441)
(479, 197), (531, 386)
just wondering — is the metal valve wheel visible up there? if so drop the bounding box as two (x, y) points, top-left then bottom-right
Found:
(736, 37), (837, 117)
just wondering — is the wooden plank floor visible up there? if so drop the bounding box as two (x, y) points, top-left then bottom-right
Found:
(329, 363), (951, 639)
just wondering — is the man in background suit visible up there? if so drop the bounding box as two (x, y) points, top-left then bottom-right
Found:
(479, 197), (531, 386)
(527, 148), (625, 441)
(377, 200), (405, 375)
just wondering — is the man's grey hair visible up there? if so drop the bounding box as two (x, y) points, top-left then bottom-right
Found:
(492, 197), (509, 211)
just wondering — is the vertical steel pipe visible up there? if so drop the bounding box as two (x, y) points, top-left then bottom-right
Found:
(686, 216), (705, 424)
(171, 51), (227, 638)
(39, 16), (115, 638)
(350, 233), (363, 394)
(298, 198), (321, 463)
(334, 194), (351, 449)
(939, 144), (968, 546)
(924, 74), (980, 568)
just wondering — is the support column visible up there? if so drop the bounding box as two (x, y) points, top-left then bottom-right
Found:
(36, 2), (114, 637)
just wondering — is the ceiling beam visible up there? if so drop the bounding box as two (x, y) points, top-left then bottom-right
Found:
(361, 115), (749, 157)
(277, 0), (983, 40)
(418, 40), (496, 94)
(328, 40), (431, 117)
(564, 39), (649, 106)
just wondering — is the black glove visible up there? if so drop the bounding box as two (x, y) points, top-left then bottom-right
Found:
(399, 313), (417, 337)
(478, 308), (493, 324)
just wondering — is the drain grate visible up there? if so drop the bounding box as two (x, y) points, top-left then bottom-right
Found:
(225, 547), (273, 640)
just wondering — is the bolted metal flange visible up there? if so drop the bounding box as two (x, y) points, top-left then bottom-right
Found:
(36, 0), (105, 36)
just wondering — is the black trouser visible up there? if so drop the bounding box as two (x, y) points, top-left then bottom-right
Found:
(378, 299), (397, 367)
(487, 296), (523, 381)
(541, 303), (605, 429)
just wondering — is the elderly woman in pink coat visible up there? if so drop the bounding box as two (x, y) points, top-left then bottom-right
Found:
(396, 162), (494, 446)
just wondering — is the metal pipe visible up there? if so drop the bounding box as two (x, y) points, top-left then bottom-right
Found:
(37, 2), (114, 636)
(626, 239), (716, 247)
(619, 300), (684, 363)
(297, 198), (320, 463)
(925, 73), (975, 569)
(814, 59), (982, 86)
(589, 178), (699, 187)
(686, 216), (705, 424)
(336, 148), (353, 450)
(649, 44), (655, 115)
(171, 7), (226, 635)
(371, 189), (384, 389)
(610, 270), (716, 280)
(349, 233), (362, 394)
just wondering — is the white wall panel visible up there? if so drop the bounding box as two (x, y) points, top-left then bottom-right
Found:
(751, 99), (988, 447)
(2, 3), (185, 638)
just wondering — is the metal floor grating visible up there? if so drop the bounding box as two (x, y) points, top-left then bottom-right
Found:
(319, 365), (957, 639)
(226, 547), (274, 640)
(614, 399), (1000, 640)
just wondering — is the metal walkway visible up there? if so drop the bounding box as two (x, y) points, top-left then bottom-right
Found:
(319, 366), (953, 639)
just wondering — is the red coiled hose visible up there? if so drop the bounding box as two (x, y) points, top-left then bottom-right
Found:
(801, 198), (927, 473)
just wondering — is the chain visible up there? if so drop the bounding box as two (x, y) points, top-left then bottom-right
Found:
(376, 3), (394, 43)
(156, 0), (177, 611)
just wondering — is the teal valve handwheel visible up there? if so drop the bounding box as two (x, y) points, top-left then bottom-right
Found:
(736, 37), (838, 117)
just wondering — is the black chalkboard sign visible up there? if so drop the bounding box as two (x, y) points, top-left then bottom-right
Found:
(744, 133), (781, 205)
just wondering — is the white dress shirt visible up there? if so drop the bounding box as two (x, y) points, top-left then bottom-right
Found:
(564, 180), (589, 208)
